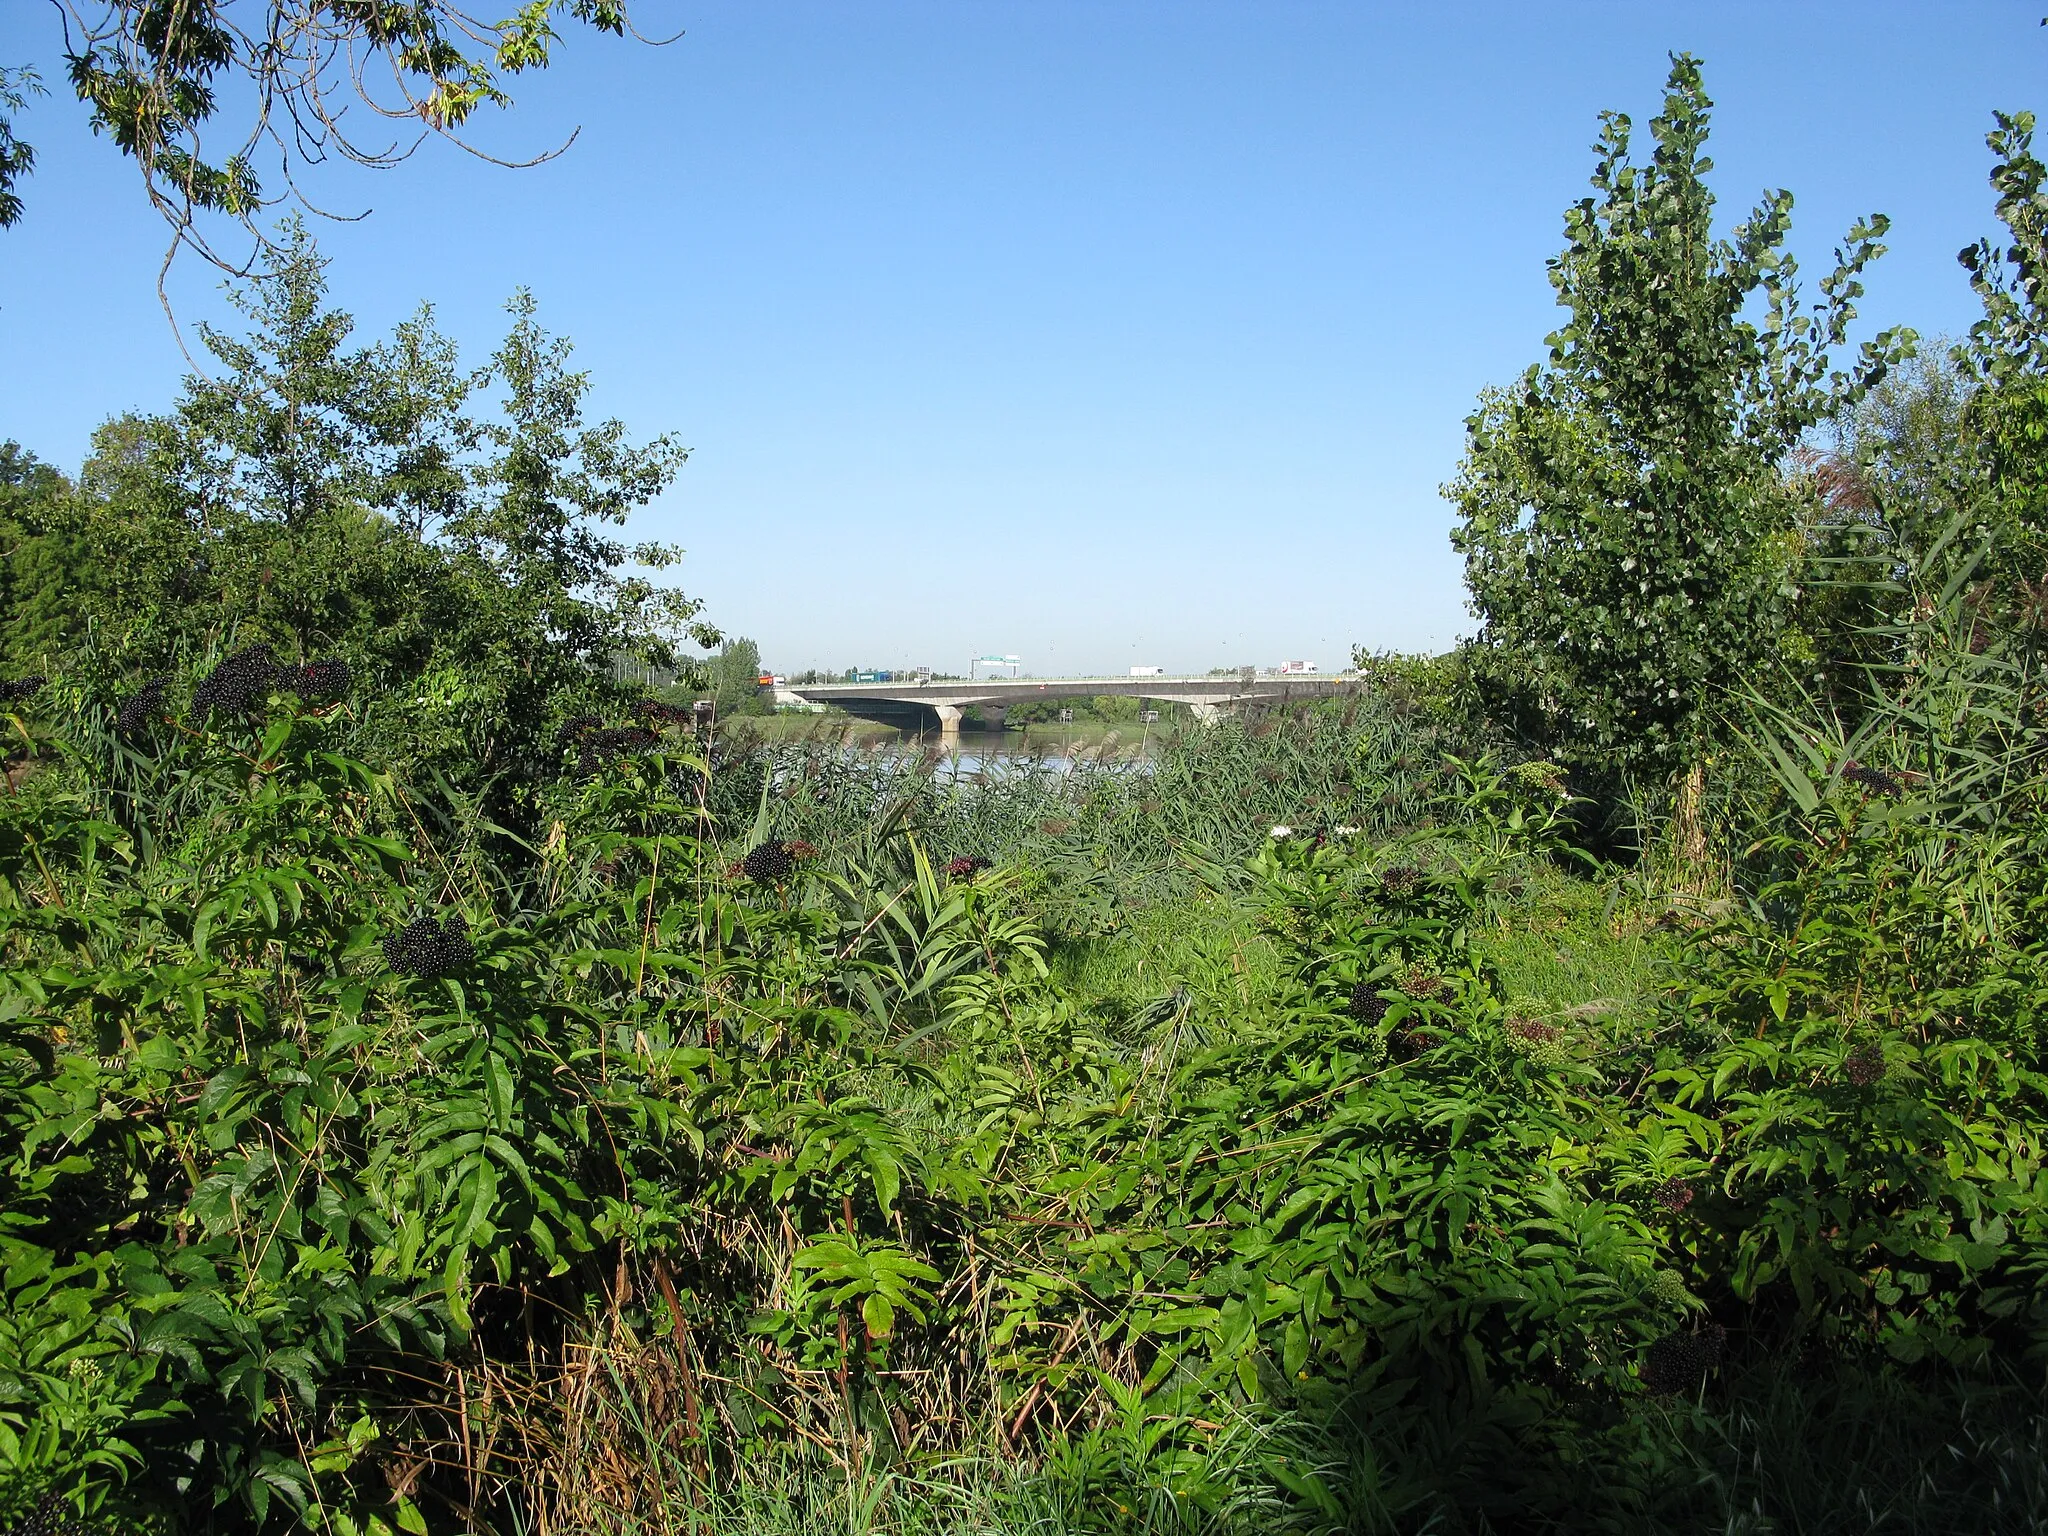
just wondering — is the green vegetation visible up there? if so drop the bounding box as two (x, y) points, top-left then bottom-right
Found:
(999, 696), (1183, 727)
(6, 48), (2048, 1536)
(4, 4), (644, 258)
(1449, 60), (1905, 828)
(707, 639), (774, 719)
(0, 225), (715, 828)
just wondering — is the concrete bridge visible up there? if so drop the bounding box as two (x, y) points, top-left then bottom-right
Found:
(779, 672), (1359, 735)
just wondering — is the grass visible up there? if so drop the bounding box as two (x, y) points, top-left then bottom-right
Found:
(1472, 863), (1678, 1039)
(1033, 852), (1671, 1064)
(513, 1351), (2048, 1536)
(1044, 895), (1284, 1029)
(1693, 1360), (2048, 1536)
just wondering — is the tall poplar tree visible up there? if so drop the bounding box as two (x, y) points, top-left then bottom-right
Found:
(1449, 55), (1907, 834)
(1959, 110), (2048, 596)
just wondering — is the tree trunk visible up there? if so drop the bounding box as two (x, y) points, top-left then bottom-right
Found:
(1673, 758), (1711, 892)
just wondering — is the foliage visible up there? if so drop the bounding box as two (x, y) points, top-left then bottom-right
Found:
(2, 633), (2048, 1532)
(1345, 649), (1475, 726)
(1449, 54), (1907, 797)
(1002, 695), (1154, 726)
(1834, 349), (1978, 569)
(1959, 110), (2048, 596)
(12, 227), (712, 815)
(0, 65), (40, 230)
(17, 2), (640, 267)
(14, 47), (2048, 1536)
(707, 637), (770, 718)
(1613, 559), (2048, 1368)
(0, 443), (84, 667)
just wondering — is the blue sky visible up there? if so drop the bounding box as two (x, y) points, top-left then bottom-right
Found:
(2, 2), (2042, 675)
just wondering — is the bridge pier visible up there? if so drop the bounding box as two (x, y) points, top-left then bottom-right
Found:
(1189, 701), (1228, 726)
(930, 703), (1008, 737)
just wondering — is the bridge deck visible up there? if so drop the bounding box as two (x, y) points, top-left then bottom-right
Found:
(782, 676), (1357, 723)
(792, 675), (1350, 699)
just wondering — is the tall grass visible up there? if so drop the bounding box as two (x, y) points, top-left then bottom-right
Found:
(706, 696), (1479, 923)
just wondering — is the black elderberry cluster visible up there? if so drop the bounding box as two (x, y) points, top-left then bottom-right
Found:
(4, 1493), (95, 1536)
(1388, 1025), (1432, 1062)
(114, 676), (170, 735)
(587, 725), (659, 774)
(193, 644), (277, 713)
(1638, 1324), (1726, 1395)
(560, 714), (664, 775)
(1843, 1042), (1886, 1087)
(636, 699), (696, 726)
(383, 912), (474, 979)
(1348, 980), (1389, 1024)
(1655, 1177), (1695, 1214)
(742, 840), (798, 882)
(280, 658), (352, 701)
(1842, 760), (1904, 798)
(0, 674), (46, 705)
(556, 714), (602, 764)
(945, 855), (992, 879)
